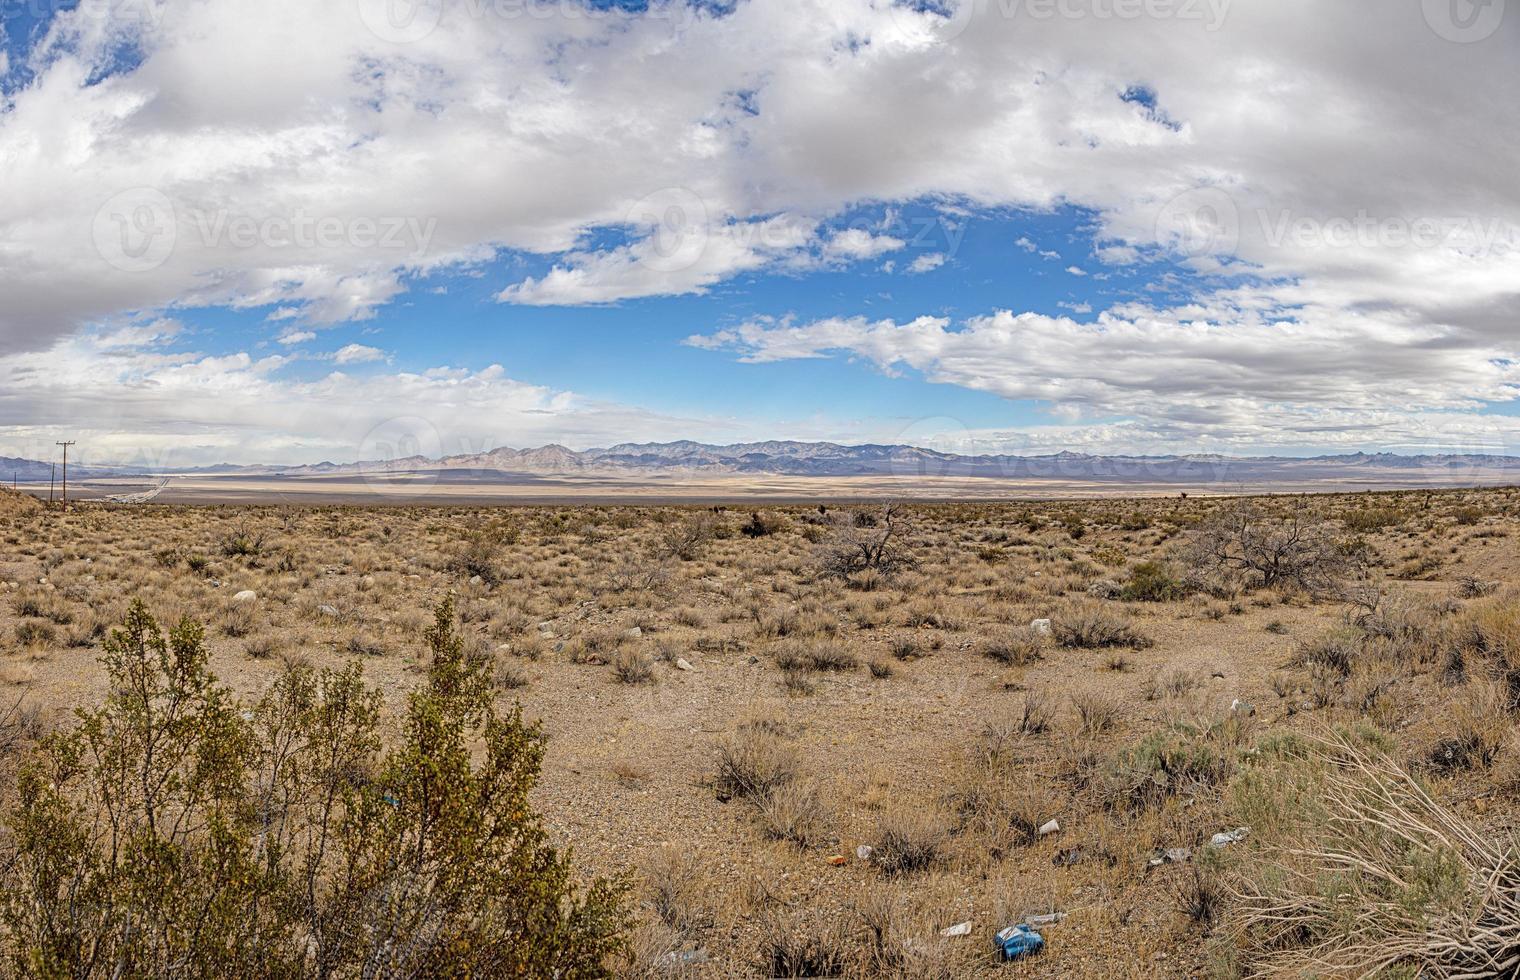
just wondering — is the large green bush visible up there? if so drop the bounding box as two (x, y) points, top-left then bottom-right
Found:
(2, 598), (628, 979)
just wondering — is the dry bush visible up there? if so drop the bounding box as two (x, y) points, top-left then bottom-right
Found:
(447, 531), (504, 584)
(13, 620), (54, 648)
(755, 780), (831, 848)
(814, 503), (915, 579)
(1430, 675), (1508, 773)
(1072, 691), (1124, 737)
(218, 600), (257, 638)
(1292, 629), (1360, 677)
(979, 624), (1045, 666)
(851, 888), (963, 979)
(611, 648), (655, 685)
(641, 847), (707, 933)
(1054, 603), (1153, 649)
(712, 729), (798, 802)
(772, 639), (857, 673)
(870, 804), (950, 876)
(1189, 503), (1361, 595)
(1230, 732), (1520, 978)
(951, 762), (1057, 858)
(658, 514), (717, 561)
(757, 913), (852, 979)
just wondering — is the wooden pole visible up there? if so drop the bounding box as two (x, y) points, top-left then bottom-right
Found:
(56, 442), (75, 509)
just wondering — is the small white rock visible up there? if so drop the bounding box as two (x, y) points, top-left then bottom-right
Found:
(624, 627), (643, 639)
(233, 590), (258, 603)
(675, 658), (696, 672)
(1030, 618), (1052, 636)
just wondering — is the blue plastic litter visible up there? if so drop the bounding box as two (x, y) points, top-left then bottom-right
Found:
(994, 923), (1045, 961)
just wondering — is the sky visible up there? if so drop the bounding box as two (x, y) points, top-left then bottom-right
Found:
(0, 0), (1518, 468)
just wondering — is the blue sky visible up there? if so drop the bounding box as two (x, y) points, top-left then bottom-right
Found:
(1, 0), (1517, 466)
(222, 202), (1160, 435)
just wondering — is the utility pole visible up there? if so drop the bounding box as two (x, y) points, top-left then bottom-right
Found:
(49, 464), (55, 505)
(56, 442), (75, 509)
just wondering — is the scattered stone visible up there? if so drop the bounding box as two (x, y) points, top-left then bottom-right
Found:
(233, 590), (258, 603)
(623, 627), (643, 640)
(1230, 698), (1256, 717)
(1030, 618), (1053, 636)
(856, 844), (874, 861)
(675, 658), (696, 672)
(468, 575), (482, 586)
(318, 604), (339, 618)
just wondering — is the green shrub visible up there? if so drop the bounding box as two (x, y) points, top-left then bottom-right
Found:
(1119, 560), (1186, 602)
(1, 598), (629, 978)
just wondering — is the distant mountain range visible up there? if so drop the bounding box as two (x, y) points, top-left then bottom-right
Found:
(7, 442), (1516, 488)
(0, 456), (138, 483)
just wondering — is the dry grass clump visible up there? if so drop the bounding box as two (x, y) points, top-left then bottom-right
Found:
(1053, 603), (1153, 649)
(772, 638), (857, 673)
(641, 847), (707, 934)
(610, 648), (655, 685)
(1229, 732), (1520, 978)
(1071, 691), (1124, 737)
(757, 913), (852, 979)
(982, 690), (1054, 757)
(870, 804), (950, 876)
(754, 780), (831, 848)
(712, 727), (798, 802)
(979, 624), (1046, 666)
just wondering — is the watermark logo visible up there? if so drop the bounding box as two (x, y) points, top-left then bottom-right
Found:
(92, 187), (177, 273)
(357, 0), (445, 43)
(188, 209), (438, 257)
(357, 416), (444, 498)
(92, 190), (439, 272)
(887, 0), (978, 44)
(1154, 186), (1240, 259)
(1258, 210), (1515, 255)
(626, 187), (711, 274)
(1422, 0), (1505, 42)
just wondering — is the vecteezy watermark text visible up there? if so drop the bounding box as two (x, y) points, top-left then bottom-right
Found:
(92, 188), (438, 272)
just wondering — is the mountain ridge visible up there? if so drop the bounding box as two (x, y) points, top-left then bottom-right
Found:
(4, 442), (1519, 485)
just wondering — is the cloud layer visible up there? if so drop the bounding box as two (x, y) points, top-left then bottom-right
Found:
(1, 0), (1518, 457)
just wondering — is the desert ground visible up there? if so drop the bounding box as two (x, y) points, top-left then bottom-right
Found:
(1, 486), (1518, 977)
